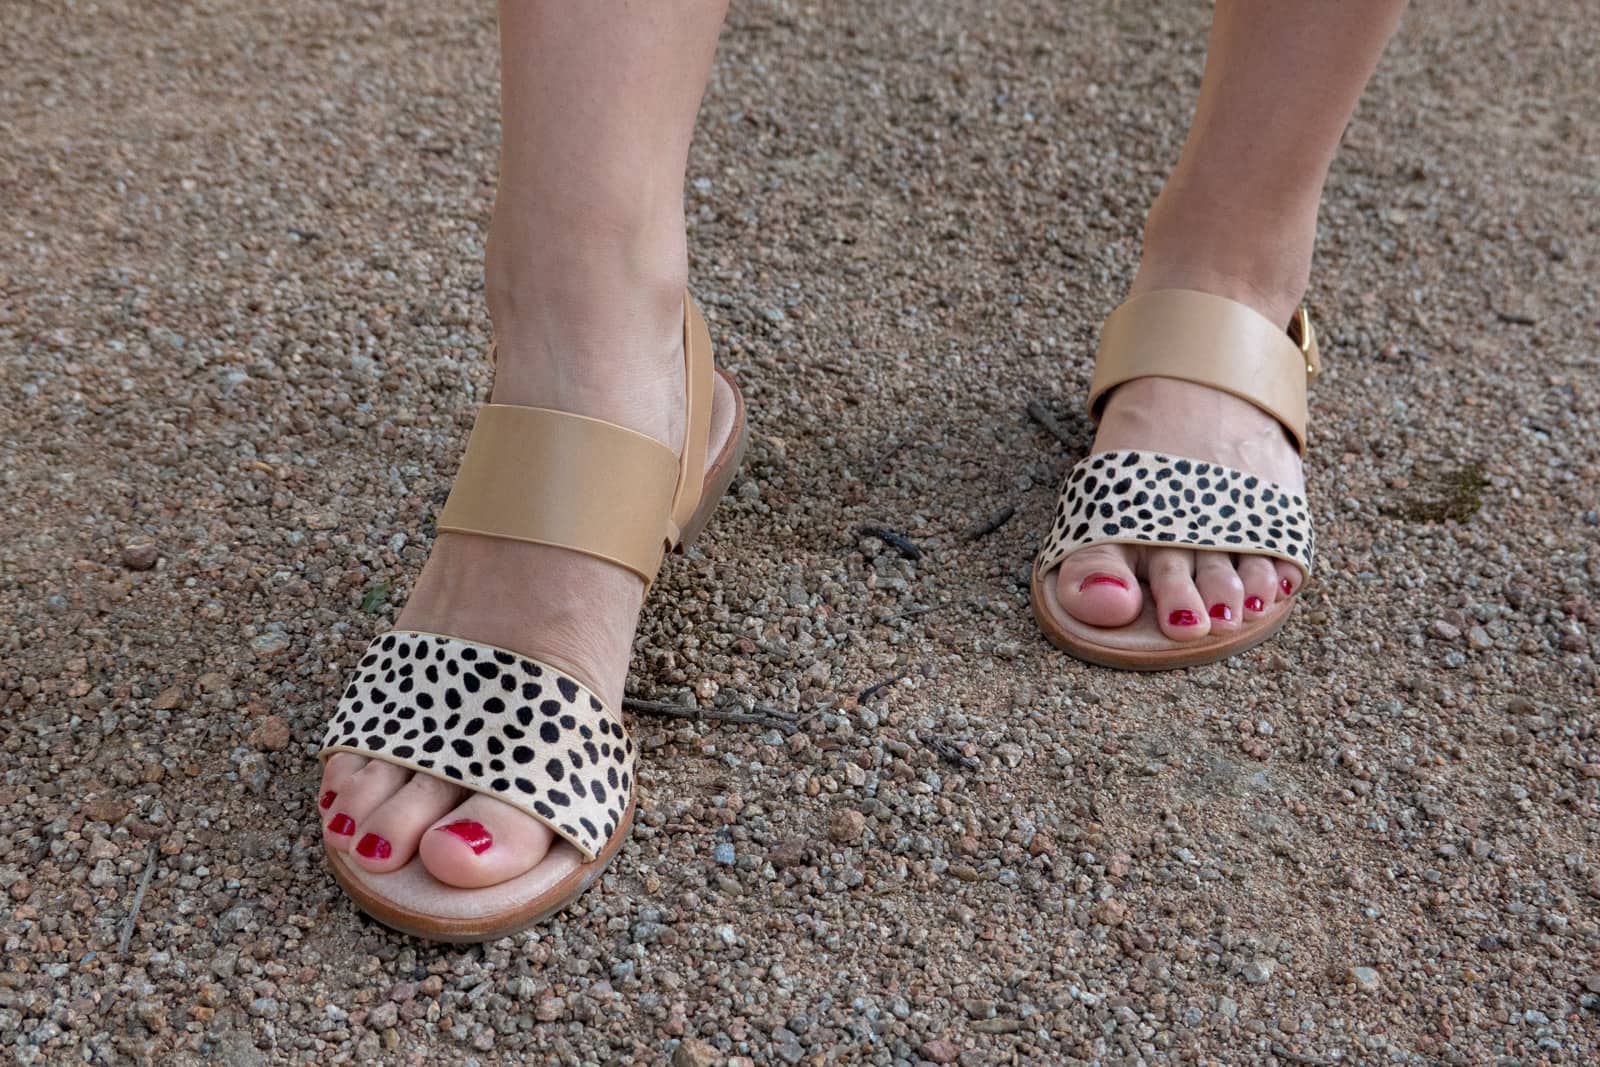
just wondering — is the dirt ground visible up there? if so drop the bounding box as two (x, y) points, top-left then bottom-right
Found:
(2, 1), (1597, 1064)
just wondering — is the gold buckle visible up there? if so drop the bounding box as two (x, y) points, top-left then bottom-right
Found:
(1288, 305), (1319, 377)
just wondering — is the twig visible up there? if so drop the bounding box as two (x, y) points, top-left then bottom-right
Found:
(924, 734), (980, 771)
(961, 506), (1016, 541)
(1026, 399), (1074, 448)
(870, 439), (909, 484)
(1269, 1043), (1330, 1067)
(857, 676), (903, 702)
(857, 526), (922, 561)
(623, 696), (797, 736)
(886, 603), (953, 623)
(1493, 309), (1536, 326)
(118, 841), (159, 957)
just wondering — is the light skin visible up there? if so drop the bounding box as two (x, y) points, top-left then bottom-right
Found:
(318, 0), (1406, 888)
(1057, 0), (1406, 639)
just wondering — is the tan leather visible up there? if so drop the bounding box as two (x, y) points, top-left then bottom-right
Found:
(434, 293), (719, 587)
(1087, 289), (1319, 454)
(668, 294), (713, 543)
(435, 405), (680, 583)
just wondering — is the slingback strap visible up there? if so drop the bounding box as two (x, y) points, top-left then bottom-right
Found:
(1035, 449), (1314, 576)
(669, 294), (714, 544)
(1088, 289), (1320, 455)
(436, 405), (680, 585)
(320, 632), (636, 862)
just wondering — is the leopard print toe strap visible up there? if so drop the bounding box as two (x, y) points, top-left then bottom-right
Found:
(1036, 449), (1314, 576)
(320, 631), (635, 861)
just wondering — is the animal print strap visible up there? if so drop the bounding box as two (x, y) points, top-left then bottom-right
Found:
(320, 632), (635, 861)
(1036, 450), (1314, 576)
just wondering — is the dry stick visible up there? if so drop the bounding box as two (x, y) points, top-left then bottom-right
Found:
(888, 602), (952, 622)
(1026, 399), (1075, 447)
(1269, 1044), (1331, 1067)
(623, 697), (797, 736)
(118, 841), (160, 957)
(857, 526), (922, 561)
(960, 505), (1016, 541)
(857, 675), (903, 702)
(924, 734), (981, 771)
(870, 439), (909, 484)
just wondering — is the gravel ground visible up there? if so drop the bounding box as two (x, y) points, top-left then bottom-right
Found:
(3, 1), (1598, 1064)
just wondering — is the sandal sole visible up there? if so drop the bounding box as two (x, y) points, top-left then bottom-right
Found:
(323, 367), (747, 939)
(1031, 563), (1295, 671)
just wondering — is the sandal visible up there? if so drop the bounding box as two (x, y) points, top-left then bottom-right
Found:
(318, 293), (748, 940)
(1031, 288), (1318, 670)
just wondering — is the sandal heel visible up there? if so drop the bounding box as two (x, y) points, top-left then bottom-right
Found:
(673, 377), (748, 554)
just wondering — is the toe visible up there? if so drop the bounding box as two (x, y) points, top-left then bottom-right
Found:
(1237, 556), (1280, 621)
(1194, 552), (1245, 633)
(316, 753), (367, 817)
(418, 794), (557, 889)
(322, 758), (409, 851)
(1055, 544), (1142, 627)
(1146, 548), (1210, 641)
(1272, 559), (1305, 601)
(348, 772), (466, 873)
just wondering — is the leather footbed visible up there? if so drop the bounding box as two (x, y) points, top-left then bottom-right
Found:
(326, 368), (747, 940)
(1030, 562), (1294, 672)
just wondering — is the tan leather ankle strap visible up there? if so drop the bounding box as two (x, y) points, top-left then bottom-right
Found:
(435, 292), (714, 586)
(1088, 289), (1319, 454)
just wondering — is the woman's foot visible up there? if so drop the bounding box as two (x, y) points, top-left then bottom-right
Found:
(1053, 182), (1315, 643)
(1053, 372), (1307, 642)
(317, 269), (686, 888)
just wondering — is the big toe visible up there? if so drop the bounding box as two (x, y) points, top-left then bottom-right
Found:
(418, 793), (557, 889)
(347, 772), (466, 874)
(1146, 547), (1211, 641)
(1055, 544), (1142, 626)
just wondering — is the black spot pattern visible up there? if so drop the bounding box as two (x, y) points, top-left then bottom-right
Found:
(1037, 450), (1314, 575)
(320, 631), (633, 860)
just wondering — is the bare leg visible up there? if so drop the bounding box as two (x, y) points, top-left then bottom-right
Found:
(1057, 0), (1406, 639)
(318, 1), (728, 887)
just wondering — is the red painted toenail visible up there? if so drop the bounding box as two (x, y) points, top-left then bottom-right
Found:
(1209, 603), (1233, 622)
(319, 790), (336, 810)
(355, 833), (392, 860)
(1245, 596), (1265, 613)
(326, 813), (355, 836)
(1079, 573), (1129, 592)
(1168, 609), (1201, 627)
(1280, 577), (1294, 595)
(437, 820), (492, 855)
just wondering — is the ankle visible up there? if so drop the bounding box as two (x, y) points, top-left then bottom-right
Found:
(484, 215), (687, 448)
(1132, 170), (1319, 328)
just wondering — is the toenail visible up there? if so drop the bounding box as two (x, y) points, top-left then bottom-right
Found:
(326, 813), (355, 836)
(1168, 609), (1201, 627)
(1209, 603), (1233, 621)
(318, 790), (337, 810)
(1079, 573), (1129, 592)
(355, 833), (392, 860)
(1245, 595), (1265, 613)
(1280, 577), (1294, 596)
(437, 820), (492, 855)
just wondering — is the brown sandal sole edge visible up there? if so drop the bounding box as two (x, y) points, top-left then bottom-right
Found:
(323, 368), (748, 941)
(1030, 563), (1296, 671)
(325, 800), (637, 943)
